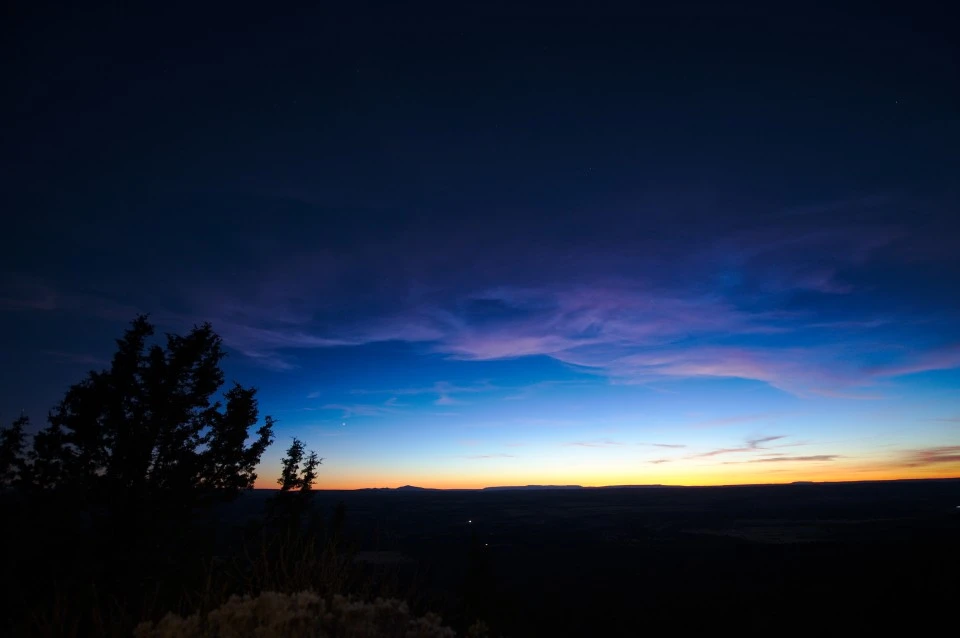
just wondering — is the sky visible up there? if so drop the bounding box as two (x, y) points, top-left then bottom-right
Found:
(2, 3), (958, 488)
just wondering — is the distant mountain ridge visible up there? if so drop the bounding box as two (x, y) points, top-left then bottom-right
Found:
(358, 485), (438, 492)
(482, 485), (583, 491)
(594, 484), (665, 489)
(355, 484), (669, 492)
(259, 478), (958, 493)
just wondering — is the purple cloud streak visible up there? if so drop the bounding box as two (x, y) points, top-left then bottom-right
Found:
(10, 200), (959, 399)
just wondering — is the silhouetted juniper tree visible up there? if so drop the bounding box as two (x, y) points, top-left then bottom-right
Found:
(301, 451), (322, 492)
(271, 438), (323, 531)
(278, 437), (306, 491)
(26, 315), (274, 507)
(278, 437), (323, 492)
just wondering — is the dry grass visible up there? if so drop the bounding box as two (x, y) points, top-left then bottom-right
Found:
(134, 591), (489, 638)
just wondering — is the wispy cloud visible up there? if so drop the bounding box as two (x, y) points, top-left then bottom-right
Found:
(573, 346), (856, 397)
(648, 443), (687, 449)
(809, 388), (887, 400)
(19, 202), (958, 401)
(690, 435), (790, 459)
(437, 287), (781, 364)
(321, 403), (401, 418)
(649, 458), (672, 464)
(691, 413), (779, 428)
(867, 346), (960, 378)
(510, 417), (582, 428)
(351, 380), (497, 404)
(199, 279), (807, 385)
(898, 446), (960, 467)
(746, 435), (787, 449)
(691, 447), (752, 459)
(566, 439), (623, 448)
(97, 279), (960, 400)
(807, 318), (891, 330)
(503, 380), (584, 400)
(461, 453), (516, 459)
(726, 455), (840, 464)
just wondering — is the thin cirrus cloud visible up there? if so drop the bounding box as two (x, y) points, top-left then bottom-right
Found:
(689, 435), (790, 459)
(313, 382), (497, 417)
(746, 435), (787, 448)
(26, 274), (960, 403)
(22, 207), (958, 399)
(689, 414), (781, 428)
(725, 455), (840, 464)
(351, 380), (498, 398)
(321, 403), (401, 418)
(808, 388), (888, 400)
(690, 447), (754, 459)
(218, 278), (955, 396)
(566, 439), (623, 448)
(352, 380), (498, 408)
(503, 380), (584, 400)
(252, 275), (946, 397)
(898, 446), (960, 467)
(865, 346), (960, 378)
(347, 379), (584, 407)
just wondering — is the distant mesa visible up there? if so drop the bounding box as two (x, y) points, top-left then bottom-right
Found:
(362, 484), (672, 492)
(595, 484), (665, 489)
(358, 485), (437, 492)
(482, 485), (583, 491)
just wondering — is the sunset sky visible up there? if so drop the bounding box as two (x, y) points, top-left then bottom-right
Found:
(2, 4), (958, 488)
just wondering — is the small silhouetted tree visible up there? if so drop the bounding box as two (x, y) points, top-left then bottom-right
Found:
(278, 437), (306, 491)
(0, 415), (28, 487)
(278, 438), (323, 492)
(271, 438), (323, 531)
(301, 451), (322, 492)
(26, 315), (274, 508)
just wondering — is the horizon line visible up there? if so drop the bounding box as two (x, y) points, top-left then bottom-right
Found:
(252, 476), (960, 492)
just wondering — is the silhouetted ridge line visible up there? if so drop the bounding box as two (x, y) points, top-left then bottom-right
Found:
(482, 485), (583, 491)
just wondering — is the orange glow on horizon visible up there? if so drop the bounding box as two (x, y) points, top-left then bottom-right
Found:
(254, 464), (960, 490)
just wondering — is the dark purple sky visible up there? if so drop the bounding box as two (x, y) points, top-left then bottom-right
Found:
(2, 2), (958, 487)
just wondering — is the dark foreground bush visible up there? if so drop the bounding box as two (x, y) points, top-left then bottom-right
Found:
(135, 591), (489, 638)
